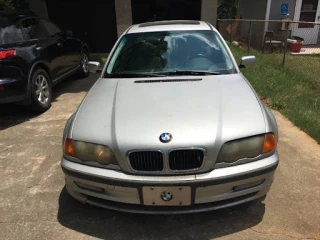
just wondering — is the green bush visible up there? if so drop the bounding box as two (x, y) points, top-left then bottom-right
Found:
(218, 0), (238, 19)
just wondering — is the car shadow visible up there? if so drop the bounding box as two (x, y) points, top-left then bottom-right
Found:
(52, 73), (99, 99)
(0, 73), (99, 131)
(57, 187), (265, 240)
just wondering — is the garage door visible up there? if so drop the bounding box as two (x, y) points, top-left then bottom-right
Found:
(46, 0), (118, 53)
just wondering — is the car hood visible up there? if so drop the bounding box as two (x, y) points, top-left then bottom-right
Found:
(71, 74), (266, 172)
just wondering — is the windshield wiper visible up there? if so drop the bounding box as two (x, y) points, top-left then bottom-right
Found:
(105, 70), (220, 78)
(105, 72), (166, 78)
(173, 70), (220, 76)
(158, 70), (220, 76)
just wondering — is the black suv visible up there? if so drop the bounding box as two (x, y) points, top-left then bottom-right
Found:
(0, 10), (89, 112)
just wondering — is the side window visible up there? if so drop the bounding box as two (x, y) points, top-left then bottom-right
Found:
(21, 18), (48, 40)
(0, 17), (25, 44)
(39, 19), (62, 37)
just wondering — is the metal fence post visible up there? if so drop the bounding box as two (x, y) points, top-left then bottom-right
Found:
(282, 21), (290, 67)
(248, 21), (252, 54)
(230, 21), (233, 46)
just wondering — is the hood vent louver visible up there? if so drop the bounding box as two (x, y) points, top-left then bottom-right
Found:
(134, 79), (202, 83)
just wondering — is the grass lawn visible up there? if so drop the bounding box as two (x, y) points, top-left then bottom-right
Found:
(230, 45), (320, 143)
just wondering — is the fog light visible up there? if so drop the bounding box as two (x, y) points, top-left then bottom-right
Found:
(75, 182), (104, 193)
(233, 180), (265, 191)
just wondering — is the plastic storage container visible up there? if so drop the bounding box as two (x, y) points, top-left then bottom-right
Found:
(287, 36), (304, 53)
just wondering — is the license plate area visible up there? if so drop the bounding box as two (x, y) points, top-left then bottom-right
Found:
(142, 186), (191, 206)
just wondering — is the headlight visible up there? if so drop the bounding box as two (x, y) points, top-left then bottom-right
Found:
(64, 139), (118, 165)
(216, 133), (277, 164)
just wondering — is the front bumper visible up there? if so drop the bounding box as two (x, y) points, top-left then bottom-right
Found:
(62, 152), (279, 214)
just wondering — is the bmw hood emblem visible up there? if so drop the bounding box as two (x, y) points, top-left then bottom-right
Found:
(161, 191), (173, 201)
(159, 133), (172, 143)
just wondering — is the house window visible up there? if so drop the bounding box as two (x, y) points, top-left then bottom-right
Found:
(298, 0), (318, 28)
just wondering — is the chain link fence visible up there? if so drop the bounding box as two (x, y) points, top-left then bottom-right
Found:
(217, 19), (320, 81)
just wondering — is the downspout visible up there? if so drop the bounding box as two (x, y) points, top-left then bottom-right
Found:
(264, 0), (272, 32)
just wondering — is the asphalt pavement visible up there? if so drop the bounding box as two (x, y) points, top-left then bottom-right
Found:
(0, 73), (319, 240)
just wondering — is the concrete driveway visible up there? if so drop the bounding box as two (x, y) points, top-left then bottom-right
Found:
(0, 74), (319, 240)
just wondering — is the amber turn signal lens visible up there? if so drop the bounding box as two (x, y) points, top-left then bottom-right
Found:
(64, 138), (76, 157)
(262, 133), (277, 153)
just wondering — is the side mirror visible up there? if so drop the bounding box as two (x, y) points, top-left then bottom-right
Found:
(88, 61), (101, 73)
(65, 30), (73, 37)
(239, 56), (256, 69)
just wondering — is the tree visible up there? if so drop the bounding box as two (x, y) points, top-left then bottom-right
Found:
(218, 0), (238, 19)
(0, 0), (29, 10)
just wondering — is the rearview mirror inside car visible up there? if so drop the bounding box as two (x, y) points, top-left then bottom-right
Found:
(88, 61), (101, 73)
(239, 56), (256, 69)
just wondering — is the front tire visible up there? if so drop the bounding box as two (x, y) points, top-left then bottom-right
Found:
(29, 68), (52, 113)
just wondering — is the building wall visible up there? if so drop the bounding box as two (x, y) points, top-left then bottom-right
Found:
(239, 0), (269, 20)
(238, 0), (269, 48)
(268, 0), (297, 34)
(115, 0), (132, 37)
(201, 0), (218, 27)
(269, 0), (297, 20)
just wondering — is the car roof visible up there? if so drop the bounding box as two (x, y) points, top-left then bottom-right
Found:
(127, 20), (216, 34)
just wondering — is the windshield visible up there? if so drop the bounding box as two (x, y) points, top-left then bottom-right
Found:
(106, 30), (235, 76)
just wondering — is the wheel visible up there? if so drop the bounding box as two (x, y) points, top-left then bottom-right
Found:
(78, 51), (90, 78)
(29, 68), (52, 113)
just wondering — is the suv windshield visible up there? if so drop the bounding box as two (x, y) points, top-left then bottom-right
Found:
(106, 30), (235, 76)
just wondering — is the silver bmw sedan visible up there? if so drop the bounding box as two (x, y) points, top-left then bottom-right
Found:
(61, 20), (279, 214)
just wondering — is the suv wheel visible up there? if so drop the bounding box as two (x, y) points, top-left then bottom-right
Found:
(29, 68), (52, 112)
(78, 51), (90, 78)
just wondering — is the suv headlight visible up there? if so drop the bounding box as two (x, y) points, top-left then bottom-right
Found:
(216, 133), (277, 164)
(64, 138), (118, 165)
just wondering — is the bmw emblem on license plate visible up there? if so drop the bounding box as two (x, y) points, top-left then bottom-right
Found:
(161, 191), (173, 201)
(160, 133), (172, 143)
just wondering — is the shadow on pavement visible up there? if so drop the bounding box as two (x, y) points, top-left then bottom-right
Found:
(0, 104), (40, 131)
(52, 73), (99, 99)
(57, 187), (265, 239)
(0, 74), (99, 131)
